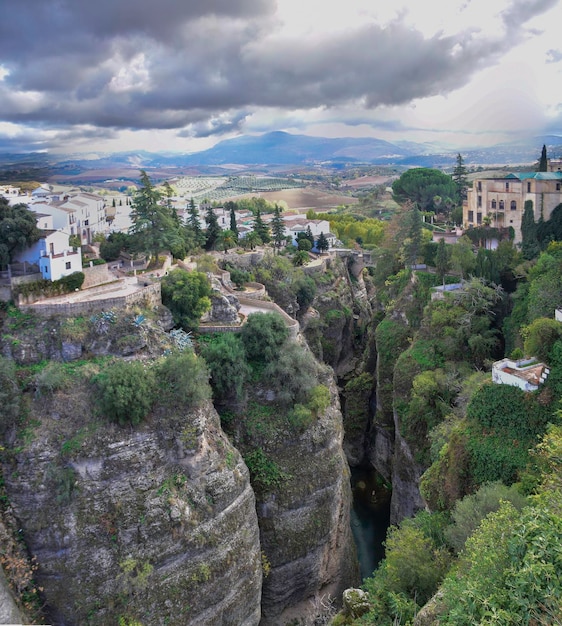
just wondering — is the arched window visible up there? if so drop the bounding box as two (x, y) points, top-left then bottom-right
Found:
(491, 200), (497, 209)
(510, 201), (517, 211)
(499, 200), (505, 211)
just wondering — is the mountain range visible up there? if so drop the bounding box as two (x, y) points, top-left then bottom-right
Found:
(1, 131), (561, 183)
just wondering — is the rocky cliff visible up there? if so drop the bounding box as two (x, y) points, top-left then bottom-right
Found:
(255, 367), (359, 624)
(3, 380), (262, 625)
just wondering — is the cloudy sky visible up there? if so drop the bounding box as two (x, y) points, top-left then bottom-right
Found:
(0, 0), (560, 154)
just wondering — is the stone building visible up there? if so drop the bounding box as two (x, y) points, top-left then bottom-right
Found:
(464, 171), (562, 243)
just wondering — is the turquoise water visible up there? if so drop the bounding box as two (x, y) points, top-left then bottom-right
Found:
(350, 467), (391, 581)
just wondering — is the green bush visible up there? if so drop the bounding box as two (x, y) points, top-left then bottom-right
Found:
(262, 342), (318, 407)
(94, 360), (156, 426)
(200, 333), (249, 402)
(34, 362), (69, 397)
(0, 356), (21, 435)
(156, 351), (210, 410)
(444, 481), (527, 553)
(240, 312), (289, 365)
(243, 448), (289, 493)
(161, 269), (211, 331)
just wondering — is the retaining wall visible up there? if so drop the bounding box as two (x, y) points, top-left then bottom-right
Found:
(82, 263), (113, 289)
(19, 282), (161, 318)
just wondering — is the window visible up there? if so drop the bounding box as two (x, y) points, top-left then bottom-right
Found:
(527, 182), (531, 192)
(506, 182), (509, 191)
(491, 200), (497, 209)
(499, 200), (505, 211)
(557, 183), (561, 191)
(65, 262), (71, 270)
(84, 220), (89, 226)
(477, 213), (482, 224)
(477, 195), (482, 208)
(477, 181), (482, 192)
(49, 243), (54, 255)
(468, 210), (474, 222)
(510, 201), (517, 211)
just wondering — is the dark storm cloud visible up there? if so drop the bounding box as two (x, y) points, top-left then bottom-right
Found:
(0, 0), (556, 145)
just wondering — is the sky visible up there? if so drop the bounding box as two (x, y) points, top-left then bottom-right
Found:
(0, 0), (560, 155)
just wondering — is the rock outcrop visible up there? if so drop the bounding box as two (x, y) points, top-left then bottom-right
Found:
(3, 385), (262, 625)
(255, 367), (360, 624)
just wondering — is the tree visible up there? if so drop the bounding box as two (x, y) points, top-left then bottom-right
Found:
(204, 205), (221, 250)
(155, 351), (211, 409)
(240, 312), (289, 364)
(0, 198), (41, 268)
(129, 170), (181, 264)
(521, 200), (540, 259)
(244, 230), (262, 251)
(200, 333), (249, 403)
(435, 238), (451, 286)
(253, 208), (270, 244)
(452, 153), (469, 205)
(94, 360), (156, 426)
(224, 201), (238, 237)
(392, 168), (457, 212)
(271, 205), (285, 251)
(523, 317), (562, 362)
(187, 197), (205, 247)
(292, 250), (309, 266)
(403, 203), (423, 266)
(316, 231), (329, 253)
(450, 236), (475, 279)
(537, 144), (548, 172)
(217, 229), (237, 253)
(161, 269), (212, 331)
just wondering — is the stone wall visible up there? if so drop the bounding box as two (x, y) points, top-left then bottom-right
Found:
(19, 283), (161, 318)
(81, 263), (113, 289)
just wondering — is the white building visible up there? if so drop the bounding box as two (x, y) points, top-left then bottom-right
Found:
(492, 357), (549, 392)
(15, 229), (82, 282)
(59, 192), (106, 244)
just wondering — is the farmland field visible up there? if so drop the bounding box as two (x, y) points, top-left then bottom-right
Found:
(233, 187), (359, 212)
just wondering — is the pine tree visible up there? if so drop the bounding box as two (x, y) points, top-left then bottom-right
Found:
(204, 205), (221, 251)
(521, 200), (539, 259)
(538, 144), (548, 172)
(188, 197), (204, 247)
(129, 170), (181, 264)
(226, 201), (239, 237)
(253, 209), (270, 244)
(316, 231), (329, 253)
(271, 205), (285, 251)
(452, 153), (469, 204)
(435, 237), (451, 286)
(305, 225), (315, 246)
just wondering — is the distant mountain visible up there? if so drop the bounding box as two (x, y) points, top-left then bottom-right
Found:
(1, 132), (561, 183)
(160, 131), (417, 166)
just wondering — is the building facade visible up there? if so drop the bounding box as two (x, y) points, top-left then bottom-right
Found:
(464, 171), (562, 243)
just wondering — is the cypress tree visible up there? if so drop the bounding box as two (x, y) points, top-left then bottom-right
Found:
(204, 205), (221, 250)
(538, 144), (548, 172)
(452, 153), (469, 204)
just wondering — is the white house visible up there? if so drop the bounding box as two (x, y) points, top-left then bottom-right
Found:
(15, 230), (82, 282)
(281, 216), (334, 247)
(29, 202), (77, 235)
(59, 192), (106, 244)
(492, 357), (549, 392)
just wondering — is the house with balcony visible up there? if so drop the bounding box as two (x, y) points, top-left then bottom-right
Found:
(59, 192), (106, 244)
(14, 229), (82, 282)
(464, 171), (562, 244)
(492, 357), (549, 392)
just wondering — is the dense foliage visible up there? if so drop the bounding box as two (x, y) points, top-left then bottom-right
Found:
(161, 269), (211, 331)
(0, 197), (41, 268)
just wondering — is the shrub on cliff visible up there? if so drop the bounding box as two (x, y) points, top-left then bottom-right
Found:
(200, 333), (249, 403)
(161, 269), (211, 332)
(94, 360), (156, 426)
(240, 311), (288, 365)
(156, 350), (211, 410)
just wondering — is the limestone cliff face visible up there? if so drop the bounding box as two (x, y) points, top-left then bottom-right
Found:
(3, 385), (262, 625)
(255, 369), (360, 624)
